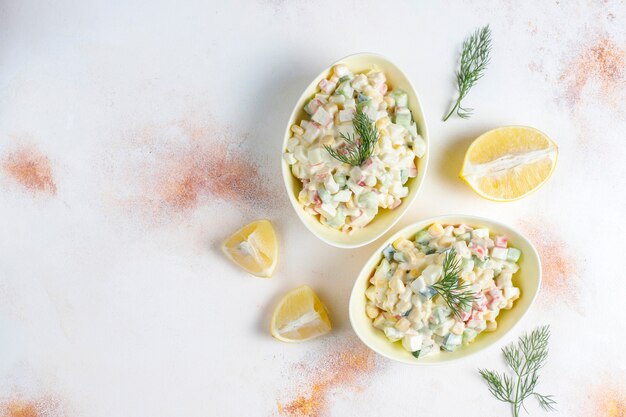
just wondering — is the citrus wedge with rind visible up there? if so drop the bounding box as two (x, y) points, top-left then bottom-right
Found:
(460, 126), (558, 201)
(222, 219), (277, 278)
(270, 285), (332, 342)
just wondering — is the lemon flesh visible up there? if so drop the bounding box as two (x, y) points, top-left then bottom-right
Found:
(222, 220), (277, 278)
(460, 126), (558, 201)
(270, 285), (332, 342)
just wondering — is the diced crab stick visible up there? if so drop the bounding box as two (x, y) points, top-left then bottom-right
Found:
(318, 78), (337, 94)
(494, 235), (508, 248)
(458, 309), (472, 322)
(486, 288), (504, 309)
(311, 106), (333, 127)
(468, 241), (487, 260)
(473, 293), (488, 311)
(304, 98), (323, 115)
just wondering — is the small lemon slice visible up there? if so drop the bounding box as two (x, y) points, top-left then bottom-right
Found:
(222, 220), (278, 278)
(270, 285), (332, 342)
(460, 126), (558, 201)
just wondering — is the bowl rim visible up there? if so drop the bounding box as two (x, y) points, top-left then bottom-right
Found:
(280, 52), (430, 249)
(348, 214), (542, 366)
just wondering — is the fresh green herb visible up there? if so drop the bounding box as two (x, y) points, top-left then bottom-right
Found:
(411, 350), (421, 359)
(325, 107), (378, 166)
(443, 25), (492, 121)
(479, 325), (557, 417)
(431, 248), (476, 318)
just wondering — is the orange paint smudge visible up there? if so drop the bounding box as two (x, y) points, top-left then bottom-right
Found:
(277, 337), (381, 417)
(559, 37), (625, 107)
(0, 396), (65, 417)
(584, 382), (626, 417)
(519, 219), (579, 306)
(2, 145), (56, 195)
(108, 117), (272, 219)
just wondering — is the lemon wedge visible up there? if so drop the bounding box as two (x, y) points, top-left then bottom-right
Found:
(270, 285), (332, 342)
(460, 126), (558, 201)
(222, 220), (277, 278)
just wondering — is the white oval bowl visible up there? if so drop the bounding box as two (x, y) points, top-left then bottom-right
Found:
(281, 53), (429, 248)
(349, 215), (541, 365)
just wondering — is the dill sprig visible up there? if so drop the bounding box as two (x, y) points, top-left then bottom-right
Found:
(479, 325), (557, 417)
(325, 107), (377, 166)
(443, 25), (492, 121)
(431, 249), (476, 318)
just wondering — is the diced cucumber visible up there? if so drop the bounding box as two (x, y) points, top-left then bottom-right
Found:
(462, 328), (478, 345)
(400, 169), (409, 184)
(407, 123), (418, 139)
(356, 98), (371, 112)
(394, 107), (412, 128)
(388, 89), (408, 107)
(333, 172), (347, 187)
(338, 75), (351, 83)
(356, 92), (369, 103)
(420, 286), (438, 300)
(336, 81), (354, 98)
(472, 255), (489, 268)
(326, 211), (346, 228)
(382, 244), (396, 261)
(393, 251), (406, 263)
(357, 191), (377, 209)
(458, 232), (471, 241)
(415, 230), (431, 244)
(317, 186), (331, 204)
(507, 247), (521, 262)
(442, 333), (462, 351)
(432, 306), (451, 324)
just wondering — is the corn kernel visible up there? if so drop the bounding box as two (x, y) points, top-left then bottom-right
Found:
(320, 135), (334, 146)
(376, 117), (391, 130)
(486, 320), (497, 332)
(366, 304), (380, 319)
(451, 321), (464, 335)
(384, 96), (395, 107)
(392, 237), (412, 251)
(291, 125), (304, 136)
(428, 223), (444, 237)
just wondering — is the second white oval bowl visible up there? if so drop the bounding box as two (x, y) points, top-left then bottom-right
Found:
(281, 53), (429, 248)
(349, 215), (541, 365)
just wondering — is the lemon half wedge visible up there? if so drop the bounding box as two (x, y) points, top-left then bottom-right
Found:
(270, 285), (332, 342)
(222, 220), (278, 278)
(460, 126), (558, 201)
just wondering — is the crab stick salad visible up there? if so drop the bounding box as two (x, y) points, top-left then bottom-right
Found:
(283, 64), (426, 232)
(365, 223), (521, 358)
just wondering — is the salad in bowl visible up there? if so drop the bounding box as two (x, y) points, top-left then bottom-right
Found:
(349, 215), (541, 365)
(281, 53), (429, 248)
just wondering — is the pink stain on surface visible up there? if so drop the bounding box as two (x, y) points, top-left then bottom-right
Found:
(559, 37), (625, 108)
(107, 117), (272, 220)
(519, 219), (580, 307)
(2, 144), (56, 196)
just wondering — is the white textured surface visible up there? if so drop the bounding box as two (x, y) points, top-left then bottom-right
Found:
(0, 1), (624, 416)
